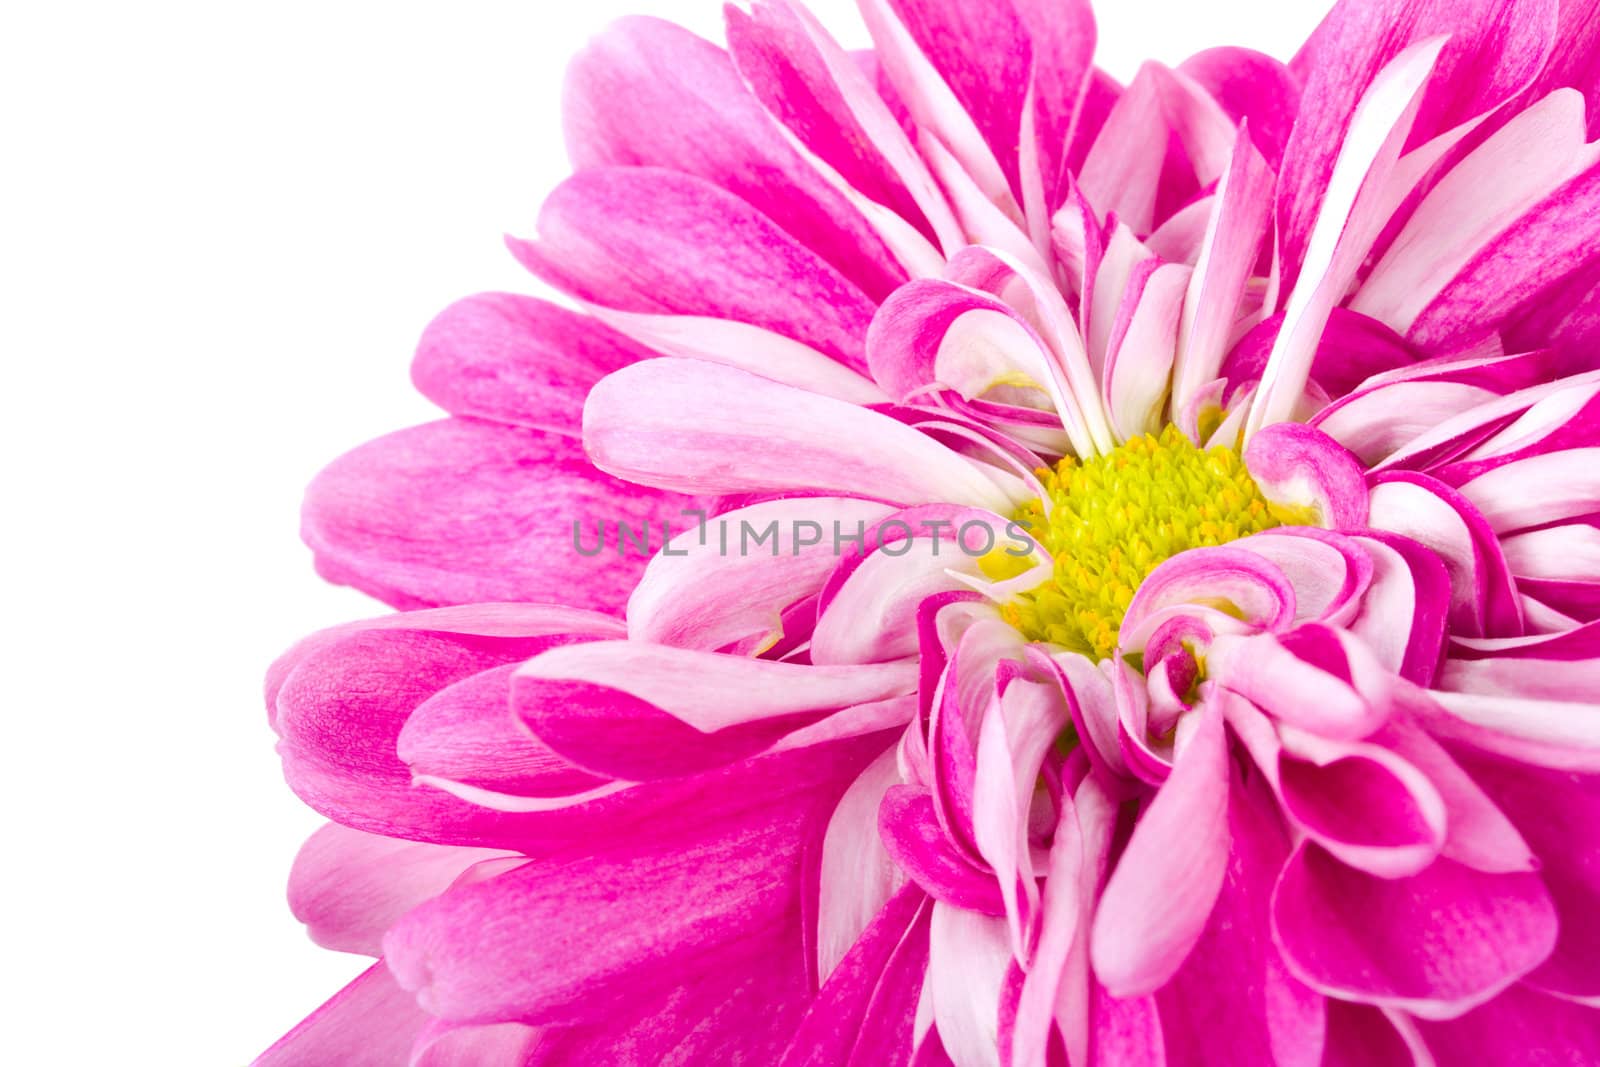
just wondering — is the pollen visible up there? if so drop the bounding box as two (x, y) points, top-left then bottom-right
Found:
(1002, 425), (1284, 660)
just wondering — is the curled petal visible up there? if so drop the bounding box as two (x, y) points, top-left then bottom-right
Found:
(1244, 422), (1370, 530)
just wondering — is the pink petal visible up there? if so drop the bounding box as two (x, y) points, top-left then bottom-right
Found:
(1353, 89), (1600, 337)
(1179, 47), (1301, 169)
(270, 608), (605, 847)
(525, 950), (811, 1064)
(255, 963), (424, 1067)
(1456, 448), (1600, 534)
(288, 823), (511, 957)
(396, 664), (606, 798)
(927, 903), (1012, 1067)
(1123, 546), (1297, 645)
(303, 418), (696, 614)
(1208, 625), (1392, 740)
(1153, 768), (1323, 1067)
(1415, 983), (1600, 1064)
(627, 496), (892, 652)
(857, 0), (1013, 221)
(1455, 749), (1600, 998)
(584, 358), (1020, 511)
(410, 293), (650, 438)
(1091, 702), (1229, 997)
(1367, 472), (1523, 638)
(1278, 0), (1557, 288)
(781, 885), (932, 1067)
(383, 802), (818, 1026)
(818, 750), (910, 983)
(1409, 161), (1600, 351)
(513, 642), (914, 778)
(1272, 844), (1557, 1017)
(1171, 129), (1273, 416)
(564, 15), (905, 300)
(1244, 422), (1370, 530)
(1250, 36), (1445, 435)
(879, 786), (1005, 916)
(511, 167), (877, 370)
(1276, 731), (1447, 878)
(972, 676), (1068, 954)
(1320, 1001), (1421, 1067)
(1103, 259), (1191, 438)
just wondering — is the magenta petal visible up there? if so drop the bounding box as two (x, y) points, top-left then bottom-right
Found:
(1272, 844), (1558, 1016)
(270, 608), (604, 847)
(1155, 767), (1322, 1067)
(303, 418), (698, 614)
(1092, 702), (1230, 997)
(1278, 0), (1558, 287)
(1455, 750), (1600, 998)
(1320, 1001), (1418, 1067)
(1089, 982), (1166, 1066)
(726, 0), (933, 238)
(1276, 736), (1446, 878)
(564, 15), (905, 300)
(410, 293), (650, 438)
(1179, 47), (1301, 168)
(1414, 983), (1600, 1063)
(879, 786), (1006, 917)
(1410, 163), (1600, 352)
(525, 948), (811, 1065)
(383, 800), (818, 1026)
(780, 885), (931, 1067)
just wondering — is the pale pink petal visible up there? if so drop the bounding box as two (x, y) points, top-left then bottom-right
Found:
(1278, 0), (1557, 285)
(584, 358), (1021, 511)
(1171, 129), (1273, 416)
(1091, 702), (1229, 996)
(288, 823), (511, 957)
(1103, 260), (1191, 438)
(1244, 422), (1370, 529)
(255, 963), (424, 1067)
(817, 749), (910, 983)
(396, 664), (605, 799)
(1249, 37), (1446, 436)
(626, 496), (893, 652)
(1353, 89), (1600, 335)
(928, 903), (1012, 1067)
(520, 640), (914, 734)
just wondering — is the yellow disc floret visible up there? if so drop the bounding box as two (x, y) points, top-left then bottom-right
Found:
(1002, 425), (1284, 660)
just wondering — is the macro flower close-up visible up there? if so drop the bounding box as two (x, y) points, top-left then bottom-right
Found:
(246, 0), (1600, 1063)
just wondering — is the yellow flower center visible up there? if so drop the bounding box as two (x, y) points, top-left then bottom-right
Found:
(1001, 425), (1286, 659)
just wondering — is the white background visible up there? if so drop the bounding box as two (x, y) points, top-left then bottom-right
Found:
(4, 2), (1326, 1062)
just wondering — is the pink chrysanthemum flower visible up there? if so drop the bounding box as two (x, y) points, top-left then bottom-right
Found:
(262, 0), (1600, 1063)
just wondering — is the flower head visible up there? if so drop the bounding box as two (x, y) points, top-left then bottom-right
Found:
(263, 1), (1600, 1064)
